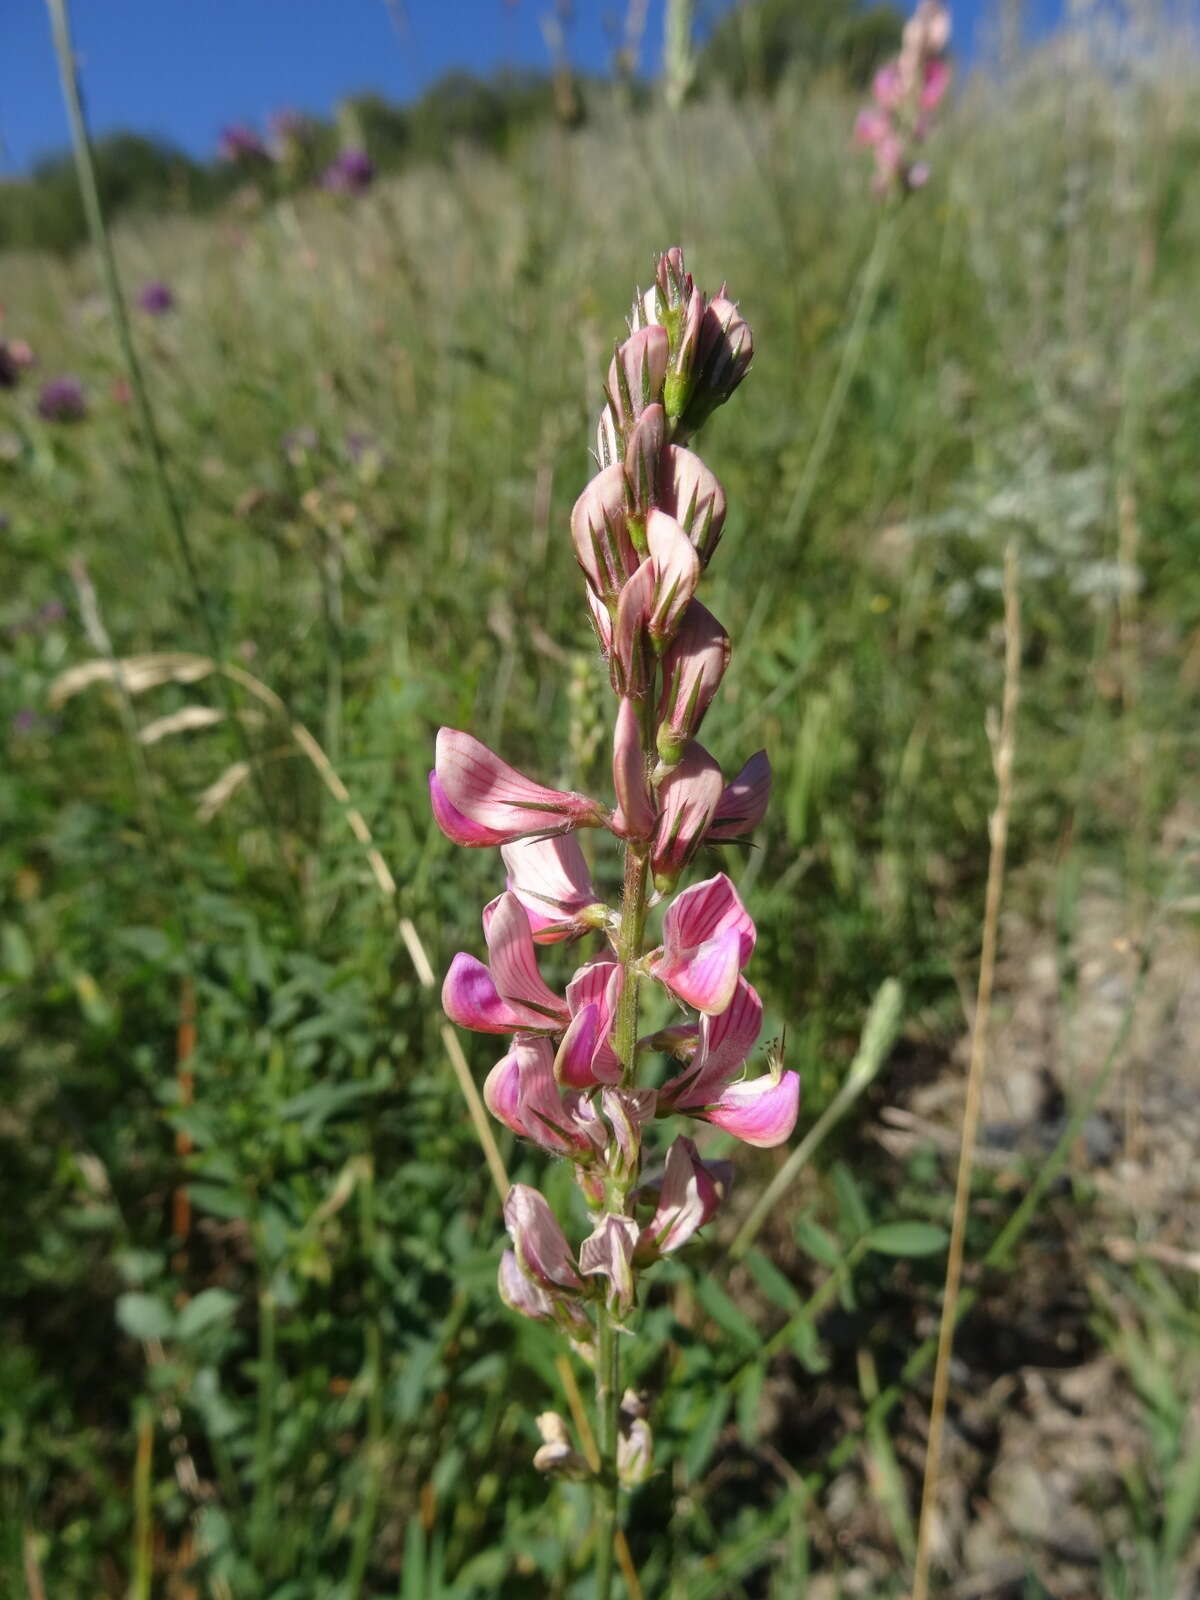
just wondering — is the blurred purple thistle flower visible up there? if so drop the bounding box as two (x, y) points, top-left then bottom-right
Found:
(37, 377), (86, 423)
(321, 149), (375, 195)
(137, 281), (175, 316)
(218, 123), (270, 164)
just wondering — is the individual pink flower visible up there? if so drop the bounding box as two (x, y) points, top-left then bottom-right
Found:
(652, 741), (724, 887)
(443, 893), (569, 1034)
(708, 750), (772, 841)
(501, 835), (603, 944)
(433, 728), (606, 846)
(648, 872), (755, 1015)
(660, 976), (764, 1108)
(701, 1071), (801, 1148)
(658, 445), (727, 566)
(636, 1136), (731, 1260)
(557, 961), (624, 1088)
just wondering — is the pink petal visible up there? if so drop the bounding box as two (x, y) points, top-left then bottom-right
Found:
(708, 750), (771, 840)
(658, 445), (727, 566)
(612, 558), (656, 697)
(623, 402), (665, 514)
(484, 1048), (529, 1138)
(571, 462), (638, 603)
(429, 772), (509, 847)
(586, 586), (613, 655)
(700, 1070), (801, 1148)
(612, 696), (656, 840)
(516, 1036), (595, 1153)
(484, 893), (570, 1028)
(654, 924), (743, 1015)
(566, 960), (624, 1081)
(646, 509), (700, 647)
(854, 108), (890, 149)
(435, 728), (605, 840)
(501, 835), (599, 944)
(442, 952), (534, 1034)
(504, 1184), (583, 1292)
(663, 976), (763, 1107)
(554, 1002), (602, 1088)
(652, 740), (724, 886)
(661, 872), (756, 964)
(600, 1086), (657, 1173)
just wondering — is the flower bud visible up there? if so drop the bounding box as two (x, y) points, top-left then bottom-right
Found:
(533, 1412), (591, 1479)
(504, 1184), (584, 1295)
(617, 1390), (653, 1487)
(605, 325), (669, 445)
(676, 293), (753, 439)
(651, 741), (724, 891)
(657, 600), (730, 764)
(612, 696), (656, 840)
(622, 403), (665, 525)
(580, 1213), (640, 1316)
(658, 445), (727, 568)
(571, 463), (640, 605)
(636, 1137), (730, 1261)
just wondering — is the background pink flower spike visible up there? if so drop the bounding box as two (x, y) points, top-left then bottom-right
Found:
(650, 872), (755, 1015)
(501, 835), (599, 944)
(435, 728), (606, 841)
(708, 750), (772, 840)
(429, 772), (510, 847)
(700, 1070), (801, 1149)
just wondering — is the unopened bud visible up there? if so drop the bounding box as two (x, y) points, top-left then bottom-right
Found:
(617, 1390), (653, 1487)
(533, 1412), (591, 1479)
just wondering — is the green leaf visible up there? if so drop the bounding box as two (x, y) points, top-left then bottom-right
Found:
(116, 1291), (174, 1341)
(176, 1288), (239, 1341)
(794, 1217), (841, 1268)
(744, 1249), (803, 1314)
(695, 1276), (761, 1356)
(683, 1388), (731, 1482)
(832, 1162), (871, 1240)
(865, 1221), (949, 1257)
(736, 1361), (766, 1444)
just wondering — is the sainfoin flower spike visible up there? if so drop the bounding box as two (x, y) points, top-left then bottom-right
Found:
(434, 247), (799, 1578)
(855, 0), (952, 194)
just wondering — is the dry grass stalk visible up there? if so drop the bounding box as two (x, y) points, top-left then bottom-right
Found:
(911, 541), (1021, 1598)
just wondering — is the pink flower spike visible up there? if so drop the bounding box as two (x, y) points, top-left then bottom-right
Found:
(613, 696), (656, 841)
(571, 462), (638, 604)
(652, 741), (724, 888)
(657, 600), (730, 760)
(662, 975), (764, 1108)
(700, 1070), (801, 1148)
(429, 773), (509, 848)
(638, 1136), (729, 1259)
(606, 325), (669, 435)
(501, 835), (600, 944)
(498, 1249), (555, 1322)
(708, 750), (771, 841)
(504, 1184), (584, 1293)
(435, 728), (606, 843)
(873, 62), (904, 110)
(650, 872), (755, 1015)
(659, 446), (727, 567)
(854, 108), (890, 149)
(646, 509), (700, 649)
(580, 1213), (640, 1315)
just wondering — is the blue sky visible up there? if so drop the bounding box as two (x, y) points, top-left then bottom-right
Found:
(5, 0), (1047, 176)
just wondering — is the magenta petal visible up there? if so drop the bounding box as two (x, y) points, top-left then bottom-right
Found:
(485, 893), (570, 1028)
(442, 952), (527, 1034)
(921, 57), (950, 110)
(661, 873), (756, 965)
(502, 835), (598, 944)
(708, 751), (771, 840)
(435, 727), (604, 839)
(484, 1049), (527, 1137)
(701, 1071), (801, 1148)
(555, 1003), (601, 1088)
(652, 741), (724, 883)
(655, 924), (743, 1015)
(567, 960), (623, 1082)
(429, 772), (509, 847)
